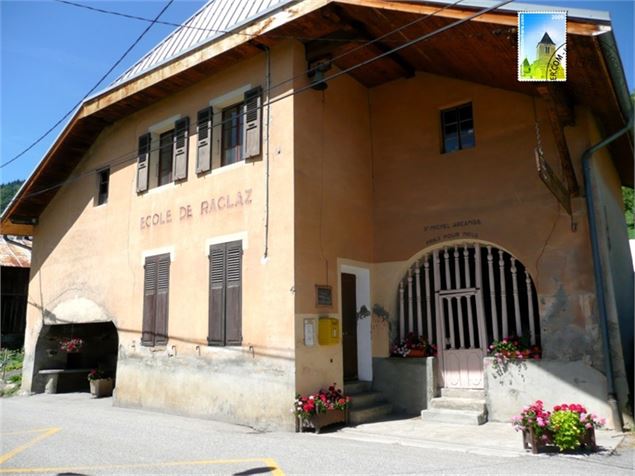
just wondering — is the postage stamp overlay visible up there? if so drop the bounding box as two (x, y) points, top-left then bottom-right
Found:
(518, 12), (567, 82)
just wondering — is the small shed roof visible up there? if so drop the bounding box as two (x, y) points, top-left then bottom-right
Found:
(0, 236), (32, 268)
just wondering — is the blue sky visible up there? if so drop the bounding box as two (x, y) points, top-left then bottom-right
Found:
(1, 0), (633, 184)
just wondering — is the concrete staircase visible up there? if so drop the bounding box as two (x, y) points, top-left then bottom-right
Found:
(420, 388), (488, 425)
(344, 380), (393, 425)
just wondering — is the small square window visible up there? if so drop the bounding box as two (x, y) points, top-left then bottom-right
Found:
(97, 168), (110, 205)
(441, 102), (475, 153)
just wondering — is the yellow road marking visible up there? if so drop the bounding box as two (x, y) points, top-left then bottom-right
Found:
(0, 428), (60, 465)
(0, 429), (59, 437)
(0, 457), (285, 474)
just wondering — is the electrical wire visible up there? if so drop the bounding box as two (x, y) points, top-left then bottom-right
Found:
(1, 0), (175, 169)
(3, 0), (466, 171)
(54, 0), (368, 43)
(7, 0), (513, 208)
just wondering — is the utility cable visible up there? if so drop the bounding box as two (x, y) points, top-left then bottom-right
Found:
(7, 0), (513, 206)
(3, 0), (465, 170)
(54, 0), (366, 42)
(0, 0), (175, 169)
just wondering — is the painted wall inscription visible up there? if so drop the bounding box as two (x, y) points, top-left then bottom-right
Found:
(140, 189), (252, 230)
(424, 218), (482, 246)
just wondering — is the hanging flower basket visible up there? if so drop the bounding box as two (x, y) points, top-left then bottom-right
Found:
(59, 337), (84, 353)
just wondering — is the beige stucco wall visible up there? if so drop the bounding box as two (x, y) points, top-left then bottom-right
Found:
(293, 55), (374, 393)
(292, 70), (614, 405)
(23, 41), (298, 430)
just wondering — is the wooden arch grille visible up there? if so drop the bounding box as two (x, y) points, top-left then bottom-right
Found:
(398, 243), (541, 351)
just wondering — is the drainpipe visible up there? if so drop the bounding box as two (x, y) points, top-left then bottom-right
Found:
(581, 108), (633, 431)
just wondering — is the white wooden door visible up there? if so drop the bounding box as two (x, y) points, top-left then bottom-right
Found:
(438, 291), (485, 389)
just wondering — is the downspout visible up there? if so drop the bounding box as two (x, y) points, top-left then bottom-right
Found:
(263, 46), (271, 260)
(581, 107), (633, 430)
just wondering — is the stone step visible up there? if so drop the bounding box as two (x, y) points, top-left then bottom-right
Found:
(344, 380), (371, 395)
(421, 408), (487, 425)
(348, 391), (384, 409)
(429, 397), (486, 413)
(349, 402), (393, 425)
(441, 388), (486, 399)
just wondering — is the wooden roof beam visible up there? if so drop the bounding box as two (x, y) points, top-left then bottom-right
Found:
(538, 85), (580, 196)
(330, 4), (415, 78)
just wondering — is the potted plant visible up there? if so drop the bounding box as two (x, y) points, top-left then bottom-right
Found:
(488, 336), (541, 376)
(512, 401), (605, 453)
(390, 332), (436, 358)
(294, 384), (350, 433)
(87, 369), (113, 398)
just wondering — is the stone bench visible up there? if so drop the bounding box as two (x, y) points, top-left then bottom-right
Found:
(38, 368), (91, 394)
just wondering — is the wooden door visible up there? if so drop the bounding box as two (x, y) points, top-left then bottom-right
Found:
(341, 273), (358, 381)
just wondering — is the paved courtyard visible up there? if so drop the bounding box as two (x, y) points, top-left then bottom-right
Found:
(0, 393), (633, 475)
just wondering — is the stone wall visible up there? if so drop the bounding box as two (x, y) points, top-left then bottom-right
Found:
(372, 357), (436, 414)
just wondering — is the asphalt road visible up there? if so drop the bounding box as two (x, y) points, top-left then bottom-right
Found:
(0, 393), (633, 475)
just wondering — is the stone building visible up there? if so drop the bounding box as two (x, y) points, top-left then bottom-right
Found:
(2, 0), (632, 430)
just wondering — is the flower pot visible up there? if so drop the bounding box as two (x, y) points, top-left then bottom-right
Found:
(407, 349), (425, 358)
(296, 408), (348, 434)
(522, 427), (596, 453)
(89, 378), (113, 398)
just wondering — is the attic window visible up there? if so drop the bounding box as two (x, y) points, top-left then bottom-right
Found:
(441, 103), (475, 153)
(96, 168), (110, 206)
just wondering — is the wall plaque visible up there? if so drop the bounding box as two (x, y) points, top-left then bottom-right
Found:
(315, 285), (333, 307)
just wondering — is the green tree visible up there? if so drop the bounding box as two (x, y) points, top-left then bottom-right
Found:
(0, 180), (25, 213)
(623, 186), (634, 239)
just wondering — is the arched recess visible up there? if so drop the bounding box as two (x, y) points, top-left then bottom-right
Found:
(32, 321), (119, 394)
(397, 241), (541, 387)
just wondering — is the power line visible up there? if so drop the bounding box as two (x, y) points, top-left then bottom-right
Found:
(53, 0), (367, 43)
(0, 0), (175, 169)
(3, 0), (464, 171)
(8, 0), (513, 207)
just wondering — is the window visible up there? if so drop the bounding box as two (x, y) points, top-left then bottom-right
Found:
(196, 86), (262, 174)
(96, 168), (110, 205)
(136, 117), (189, 193)
(208, 241), (242, 346)
(142, 254), (170, 346)
(441, 103), (475, 153)
(222, 103), (243, 166)
(158, 130), (174, 186)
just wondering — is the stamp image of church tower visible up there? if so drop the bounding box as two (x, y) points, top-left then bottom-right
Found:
(518, 12), (567, 82)
(537, 32), (556, 61)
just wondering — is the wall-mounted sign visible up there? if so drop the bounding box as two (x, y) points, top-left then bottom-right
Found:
(535, 148), (571, 214)
(304, 318), (316, 347)
(315, 285), (332, 307)
(140, 189), (252, 230)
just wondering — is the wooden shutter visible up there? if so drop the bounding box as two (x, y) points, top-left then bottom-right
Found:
(208, 244), (226, 345)
(242, 87), (262, 160)
(196, 107), (212, 173)
(136, 133), (151, 193)
(154, 254), (170, 345)
(141, 257), (157, 346)
(172, 117), (189, 180)
(225, 241), (243, 345)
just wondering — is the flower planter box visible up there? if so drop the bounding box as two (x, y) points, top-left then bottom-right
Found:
(407, 349), (426, 358)
(89, 378), (113, 398)
(296, 408), (349, 434)
(522, 427), (596, 454)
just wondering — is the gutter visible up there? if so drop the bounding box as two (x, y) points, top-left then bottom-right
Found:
(581, 104), (634, 431)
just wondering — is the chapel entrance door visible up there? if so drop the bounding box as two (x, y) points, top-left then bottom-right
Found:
(438, 289), (485, 389)
(341, 273), (358, 381)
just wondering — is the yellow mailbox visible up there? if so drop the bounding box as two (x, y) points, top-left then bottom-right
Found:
(318, 317), (340, 345)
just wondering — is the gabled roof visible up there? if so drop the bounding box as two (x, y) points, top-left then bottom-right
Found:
(2, 0), (633, 235)
(539, 32), (555, 45)
(108, 0), (295, 91)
